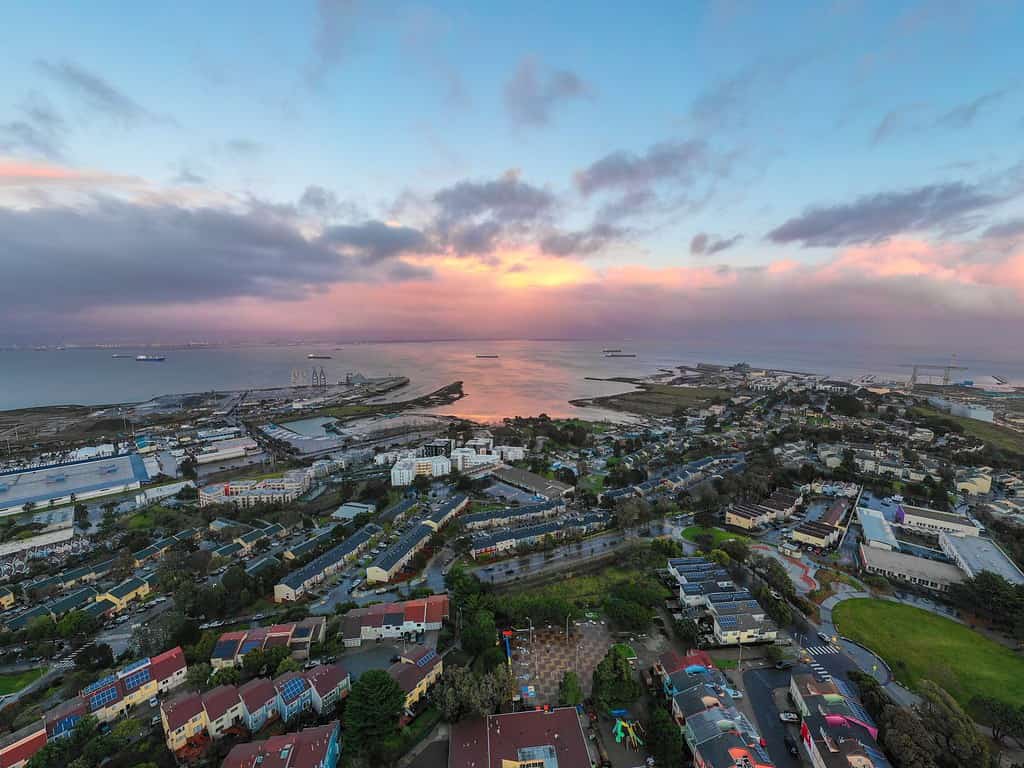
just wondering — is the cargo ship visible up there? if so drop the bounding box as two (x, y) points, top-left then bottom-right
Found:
(111, 353), (132, 358)
(135, 355), (166, 362)
(475, 354), (500, 359)
(602, 348), (622, 353)
(604, 353), (636, 358)
(307, 354), (332, 359)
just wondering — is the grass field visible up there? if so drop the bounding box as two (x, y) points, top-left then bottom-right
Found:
(0, 668), (45, 695)
(682, 526), (748, 546)
(517, 567), (670, 608)
(833, 598), (1024, 711)
(912, 405), (1024, 456)
(572, 384), (729, 417)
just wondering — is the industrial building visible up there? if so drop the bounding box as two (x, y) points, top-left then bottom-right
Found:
(857, 508), (899, 551)
(939, 533), (1024, 585)
(490, 466), (573, 499)
(0, 454), (149, 516)
(897, 504), (979, 537)
(858, 544), (964, 591)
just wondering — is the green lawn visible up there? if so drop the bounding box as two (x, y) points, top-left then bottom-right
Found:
(578, 474), (606, 494)
(682, 526), (748, 546)
(912, 405), (1024, 456)
(125, 511), (155, 530)
(833, 598), (1024, 711)
(710, 657), (738, 670)
(0, 668), (45, 695)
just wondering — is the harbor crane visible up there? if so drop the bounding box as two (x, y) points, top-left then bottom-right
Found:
(900, 362), (967, 386)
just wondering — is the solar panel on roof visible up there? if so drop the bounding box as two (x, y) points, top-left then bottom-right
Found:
(119, 657), (150, 676)
(89, 685), (120, 711)
(416, 649), (437, 667)
(279, 676), (306, 702)
(212, 640), (239, 658)
(240, 640), (263, 654)
(716, 615), (739, 629)
(82, 675), (116, 695)
(122, 667), (150, 691)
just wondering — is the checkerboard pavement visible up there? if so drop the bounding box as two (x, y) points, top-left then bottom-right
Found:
(513, 622), (614, 705)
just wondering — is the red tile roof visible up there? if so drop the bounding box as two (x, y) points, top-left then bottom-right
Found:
(162, 692), (204, 732)
(202, 685), (241, 721)
(449, 708), (591, 768)
(238, 677), (276, 713)
(150, 646), (186, 682)
(221, 722), (338, 768)
(303, 664), (348, 698)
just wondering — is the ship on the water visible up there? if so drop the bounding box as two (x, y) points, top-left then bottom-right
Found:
(602, 348), (622, 353)
(111, 353), (132, 358)
(307, 354), (332, 359)
(135, 355), (166, 362)
(475, 354), (500, 359)
(604, 353), (636, 358)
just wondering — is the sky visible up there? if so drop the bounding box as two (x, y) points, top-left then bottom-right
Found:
(1, 0), (1023, 352)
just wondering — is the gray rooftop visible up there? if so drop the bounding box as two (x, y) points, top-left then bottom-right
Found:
(941, 534), (1024, 585)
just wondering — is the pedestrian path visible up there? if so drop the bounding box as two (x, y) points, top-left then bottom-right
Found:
(804, 644), (840, 656)
(808, 660), (832, 681)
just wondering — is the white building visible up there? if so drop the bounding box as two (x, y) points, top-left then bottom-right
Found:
(449, 448), (500, 472)
(390, 455), (451, 486)
(199, 469), (310, 508)
(493, 445), (526, 462)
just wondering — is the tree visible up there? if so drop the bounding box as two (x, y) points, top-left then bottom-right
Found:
(970, 696), (1023, 744)
(916, 680), (990, 768)
(765, 645), (785, 664)
(592, 645), (641, 711)
(276, 656), (301, 675)
(720, 538), (750, 564)
(558, 671), (583, 707)
(435, 666), (507, 722)
(412, 475), (432, 493)
(76, 642), (114, 672)
(57, 610), (96, 639)
(211, 666), (240, 686)
(180, 457), (198, 480)
(646, 707), (684, 767)
(461, 609), (496, 656)
(186, 662), (211, 690)
(344, 670), (406, 757)
(673, 618), (701, 651)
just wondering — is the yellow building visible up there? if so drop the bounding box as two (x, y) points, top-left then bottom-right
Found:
(161, 693), (209, 751)
(388, 648), (443, 710)
(0, 587), (15, 610)
(97, 577), (151, 614)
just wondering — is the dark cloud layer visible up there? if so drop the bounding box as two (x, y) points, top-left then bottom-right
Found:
(432, 171), (555, 254)
(574, 141), (709, 196)
(0, 200), (427, 316)
(320, 220), (432, 262)
(767, 181), (1005, 247)
(540, 222), (625, 257)
(690, 232), (743, 256)
(0, 96), (67, 160)
(982, 218), (1024, 240)
(36, 60), (164, 124)
(503, 56), (589, 127)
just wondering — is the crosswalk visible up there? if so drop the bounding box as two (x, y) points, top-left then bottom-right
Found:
(808, 660), (832, 682)
(804, 644), (840, 656)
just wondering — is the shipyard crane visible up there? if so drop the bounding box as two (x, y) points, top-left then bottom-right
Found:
(899, 362), (967, 386)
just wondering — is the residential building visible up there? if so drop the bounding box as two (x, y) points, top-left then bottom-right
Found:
(221, 721), (340, 768)
(0, 587), (14, 610)
(96, 576), (150, 614)
(789, 674), (892, 768)
(0, 719), (47, 768)
(331, 501), (375, 522)
(449, 708), (592, 768)
(199, 469), (312, 508)
(238, 678), (277, 733)
(460, 500), (564, 530)
(390, 455), (451, 486)
(203, 685), (245, 740)
(342, 595), (449, 647)
(365, 523), (433, 583)
(422, 494), (468, 531)
(388, 647), (443, 710)
(162, 693), (209, 752)
(77, 646), (188, 725)
(274, 672), (313, 722)
(274, 523), (381, 602)
(210, 618), (326, 669)
(792, 521), (841, 549)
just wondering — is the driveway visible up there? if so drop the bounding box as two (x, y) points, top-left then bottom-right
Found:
(741, 668), (800, 768)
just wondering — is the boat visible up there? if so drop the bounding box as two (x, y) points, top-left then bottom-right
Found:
(604, 353), (636, 358)
(111, 353), (132, 358)
(602, 348), (622, 353)
(135, 355), (166, 362)
(475, 354), (500, 359)
(307, 354), (332, 359)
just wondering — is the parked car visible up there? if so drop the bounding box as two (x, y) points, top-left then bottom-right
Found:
(775, 660), (795, 670)
(149, 697), (159, 708)
(779, 712), (800, 723)
(817, 631), (832, 643)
